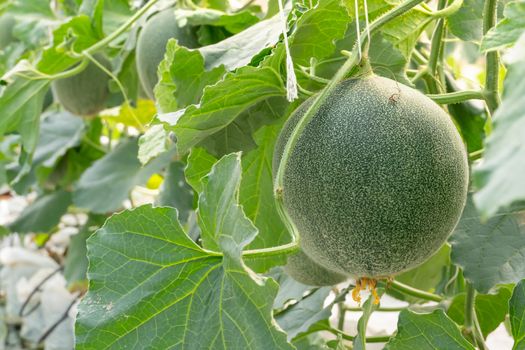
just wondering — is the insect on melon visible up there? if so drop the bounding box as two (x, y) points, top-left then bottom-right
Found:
(274, 75), (469, 279)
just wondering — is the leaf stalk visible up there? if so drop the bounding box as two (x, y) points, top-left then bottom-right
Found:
(482, 0), (501, 113)
(427, 90), (485, 104)
(429, 0), (463, 18)
(388, 280), (443, 302)
(464, 283), (488, 350)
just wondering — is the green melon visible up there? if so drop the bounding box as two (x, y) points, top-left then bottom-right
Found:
(52, 55), (111, 116)
(274, 75), (469, 278)
(284, 250), (347, 286)
(0, 14), (16, 47)
(136, 9), (199, 99)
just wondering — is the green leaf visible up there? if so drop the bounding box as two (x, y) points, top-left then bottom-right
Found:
(76, 159), (293, 348)
(269, 267), (312, 309)
(353, 291), (383, 350)
(8, 189), (71, 234)
(344, 0), (432, 59)
(0, 77), (48, 153)
(510, 280), (525, 349)
(296, 334), (333, 350)
(289, 0), (350, 66)
(101, 0), (133, 37)
(384, 309), (475, 350)
(275, 287), (332, 340)
(37, 14), (101, 74)
(196, 95), (288, 157)
(6, 110), (85, 187)
(63, 214), (107, 285)
(36, 112), (85, 166)
(175, 8), (259, 33)
(481, 0), (525, 51)
(447, 285), (513, 337)
(156, 161), (194, 223)
(448, 0), (484, 42)
(380, 10), (431, 59)
(185, 147), (218, 193)
(155, 40), (226, 113)
(319, 30), (410, 86)
(0, 13), (100, 150)
(239, 124), (289, 265)
(326, 335), (345, 350)
(8, 0), (54, 18)
(73, 138), (175, 213)
(7, 0), (57, 49)
(449, 196), (525, 293)
(367, 33), (411, 85)
(188, 122), (290, 270)
(197, 153), (258, 252)
(472, 48), (525, 216)
(199, 12), (285, 70)
(168, 66), (285, 154)
(137, 124), (169, 165)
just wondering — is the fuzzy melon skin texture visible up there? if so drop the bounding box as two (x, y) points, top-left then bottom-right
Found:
(0, 14), (16, 47)
(52, 55), (111, 116)
(284, 250), (347, 286)
(274, 75), (469, 278)
(136, 9), (199, 99)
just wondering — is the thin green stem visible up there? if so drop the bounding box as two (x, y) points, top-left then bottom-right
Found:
(410, 67), (428, 83)
(473, 313), (488, 350)
(464, 283), (475, 330)
(427, 90), (485, 104)
(338, 301), (346, 330)
(429, 0), (463, 18)
(355, 295), (379, 350)
(293, 322), (392, 343)
(297, 83), (315, 96)
(482, 0), (500, 113)
(468, 148), (484, 161)
(388, 280), (443, 302)
(443, 265), (460, 294)
(83, 53), (146, 132)
(242, 241), (299, 259)
(323, 327), (392, 343)
(412, 50), (428, 65)
(344, 306), (407, 312)
(298, 66), (331, 84)
(464, 283), (488, 350)
(14, 58), (89, 82)
(426, 0), (447, 93)
(82, 136), (107, 153)
(45, 59), (89, 80)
